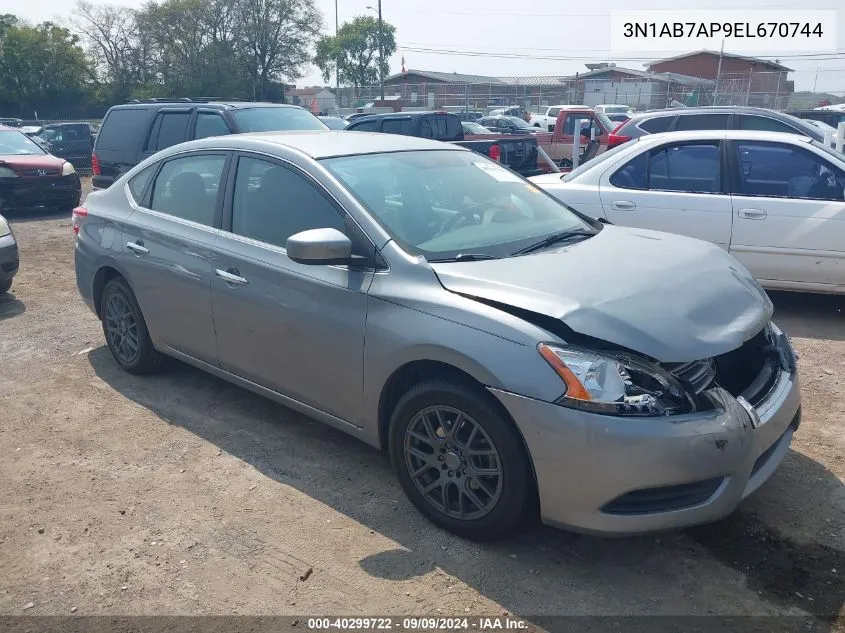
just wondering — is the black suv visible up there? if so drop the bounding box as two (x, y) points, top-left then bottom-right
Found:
(92, 99), (327, 189)
(609, 106), (825, 148)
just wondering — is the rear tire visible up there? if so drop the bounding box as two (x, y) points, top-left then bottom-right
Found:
(0, 279), (11, 294)
(389, 380), (533, 540)
(100, 277), (164, 374)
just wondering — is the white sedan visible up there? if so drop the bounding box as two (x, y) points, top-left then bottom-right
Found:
(530, 130), (845, 295)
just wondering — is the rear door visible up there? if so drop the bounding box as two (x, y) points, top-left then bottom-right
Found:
(728, 139), (845, 288)
(598, 138), (734, 249)
(120, 151), (230, 365)
(140, 108), (193, 163)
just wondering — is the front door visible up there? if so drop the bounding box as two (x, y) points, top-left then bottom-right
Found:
(120, 152), (229, 365)
(599, 140), (734, 249)
(728, 140), (845, 288)
(210, 154), (372, 422)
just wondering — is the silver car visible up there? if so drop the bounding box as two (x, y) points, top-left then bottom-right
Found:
(74, 131), (801, 538)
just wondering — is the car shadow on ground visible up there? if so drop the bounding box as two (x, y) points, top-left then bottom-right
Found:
(770, 291), (845, 342)
(88, 348), (844, 632)
(0, 291), (25, 321)
(3, 208), (73, 224)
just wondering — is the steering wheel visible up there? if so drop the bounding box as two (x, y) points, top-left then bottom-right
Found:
(437, 206), (485, 234)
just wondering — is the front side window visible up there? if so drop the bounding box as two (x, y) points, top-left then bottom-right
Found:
(735, 142), (845, 200)
(149, 154), (226, 226)
(322, 150), (594, 260)
(230, 156), (344, 248)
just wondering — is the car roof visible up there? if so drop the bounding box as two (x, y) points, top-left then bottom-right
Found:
(107, 101), (303, 112)
(349, 111), (453, 123)
(631, 106), (790, 120)
(175, 130), (467, 159)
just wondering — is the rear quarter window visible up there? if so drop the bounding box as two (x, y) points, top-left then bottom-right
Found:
(95, 109), (148, 150)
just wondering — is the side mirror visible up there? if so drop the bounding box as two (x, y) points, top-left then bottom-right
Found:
(286, 228), (352, 266)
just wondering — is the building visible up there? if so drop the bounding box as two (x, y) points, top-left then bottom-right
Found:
(382, 70), (507, 109)
(645, 51), (793, 108)
(289, 87), (337, 114)
(570, 63), (714, 110)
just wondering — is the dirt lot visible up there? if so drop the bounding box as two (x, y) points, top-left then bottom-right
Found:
(1, 179), (843, 631)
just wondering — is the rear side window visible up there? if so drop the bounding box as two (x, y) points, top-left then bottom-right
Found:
(96, 109), (148, 150)
(420, 115), (461, 140)
(381, 118), (414, 135)
(149, 154), (227, 226)
(736, 115), (800, 134)
(638, 117), (673, 133)
(152, 112), (190, 151)
(348, 119), (379, 132)
(610, 152), (649, 190)
(195, 113), (231, 140)
(674, 114), (730, 131)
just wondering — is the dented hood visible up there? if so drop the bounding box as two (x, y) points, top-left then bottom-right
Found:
(430, 225), (773, 363)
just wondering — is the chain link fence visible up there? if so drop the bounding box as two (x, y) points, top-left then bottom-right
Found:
(330, 68), (845, 115)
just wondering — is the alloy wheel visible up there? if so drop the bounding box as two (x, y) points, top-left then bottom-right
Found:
(104, 292), (139, 364)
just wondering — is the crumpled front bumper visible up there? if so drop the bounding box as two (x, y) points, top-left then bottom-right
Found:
(489, 327), (801, 536)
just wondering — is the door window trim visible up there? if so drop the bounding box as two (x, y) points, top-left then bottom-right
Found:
(220, 150), (385, 270)
(126, 149), (232, 232)
(609, 140), (727, 195)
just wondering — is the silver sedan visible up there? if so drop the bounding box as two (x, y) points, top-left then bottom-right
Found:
(74, 131), (800, 538)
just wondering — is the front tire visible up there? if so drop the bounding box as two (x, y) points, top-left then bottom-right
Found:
(389, 380), (533, 539)
(100, 277), (164, 374)
(0, 278), (11, 294)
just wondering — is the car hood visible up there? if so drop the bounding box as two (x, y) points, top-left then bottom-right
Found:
(0, 154), (64, 169)
(429, 225), (773, 363)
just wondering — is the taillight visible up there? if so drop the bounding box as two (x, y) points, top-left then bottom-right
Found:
(91, 153), (101, 175)
(488, 144), (501, 162)
(607, 134), (632, 148)
(72, 206), (88, 235)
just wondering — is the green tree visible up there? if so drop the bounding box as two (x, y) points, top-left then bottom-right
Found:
(314, 15), (396, 94)
(0, 19), (93, 117)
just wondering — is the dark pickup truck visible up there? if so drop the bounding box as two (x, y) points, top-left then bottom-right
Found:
(344, 111), (556, 177)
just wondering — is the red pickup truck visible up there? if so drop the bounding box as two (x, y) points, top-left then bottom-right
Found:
(533, 107), (617, 168)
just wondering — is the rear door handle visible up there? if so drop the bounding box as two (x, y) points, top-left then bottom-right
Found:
(611, 200), (636, 211)
(126, 241), (149, 255)
(216, 268), (249, 286)
(738, 208), (767, 220)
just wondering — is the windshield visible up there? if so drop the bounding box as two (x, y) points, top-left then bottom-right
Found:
(322, 150), (593, 260)
(232, 107), (328, 132)
(463, 122), (494, 135)
(0, 130), (46, 156)
(506, 116), (533, 130)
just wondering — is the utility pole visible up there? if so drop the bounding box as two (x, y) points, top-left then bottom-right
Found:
(335, 0), (339, 109)
(378, 0), (384, 101)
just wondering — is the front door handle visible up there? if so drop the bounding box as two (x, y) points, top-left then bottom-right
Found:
(611, 200), (636, 211)
(126, 241), (149, 255)
(738, 208), (767, 220)
(216, 268), (249, 286)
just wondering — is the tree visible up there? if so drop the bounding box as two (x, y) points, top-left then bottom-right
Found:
(236, 0), (322, 100)
(0, 19), (93, 117)
(314, 16), (396, 94)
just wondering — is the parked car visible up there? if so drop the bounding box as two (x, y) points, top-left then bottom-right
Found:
(454, 110), (484, 122)
(20, 126), (51, 152)
(344, 112), (371, 122)
(786, 109), (845, 130)
(0, 212), (19, 294)
(92, 99), (328, 190)
(38, 122), (98, 168)
(74, 130), (800, 538)
(488, 106), (527, 119)
(528, 107), (617, 169)
(608, 106), (827, 149)
(478, 115), (547, 135)
(529, 105), (571, 130)
(345, 111), (550, 177)
(531, 129), (845, 295)
(0, 118), (23, 128)
(319, 116), (348, 130)
(816, 104), (845, 112)
(0, 126), (82, 214)
(595, 104), (634, 118)
(461, 121), (496, 136)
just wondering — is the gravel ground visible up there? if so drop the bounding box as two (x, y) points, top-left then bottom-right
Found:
(0, 179), (843, 631)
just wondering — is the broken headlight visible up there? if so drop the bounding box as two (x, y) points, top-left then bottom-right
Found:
(538, 343), (694, 416)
